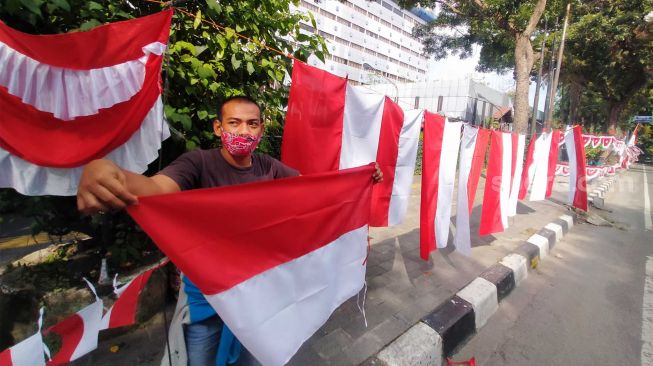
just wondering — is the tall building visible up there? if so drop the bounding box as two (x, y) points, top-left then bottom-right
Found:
(293, 0), (430, 84)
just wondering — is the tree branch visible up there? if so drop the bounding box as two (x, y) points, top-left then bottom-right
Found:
(433, 0), (465, 16)
(524, 0), (547, 36)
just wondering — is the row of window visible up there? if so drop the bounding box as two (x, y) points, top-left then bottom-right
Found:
(324, 54), (418, 83)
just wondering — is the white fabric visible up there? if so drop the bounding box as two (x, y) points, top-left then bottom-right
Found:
(160, 278), (191, 366)
(339, 85), (385, 169)
(206, 225), (368, 366)
(70, 300), (103, 361)
(523, 137), (538, 197)
(453, 124), (478, 256)
(388, 109), (423, 226)
(565, 127), (578, 205)
(507, 134), (525, 216)
(499, 132), (512, 228)
(6, 332), (46, 366)
(434, 120), (463, 249)
(0, 97), (169, 196)
(0, 41), (166, 120)
(529, 132), (552, 201)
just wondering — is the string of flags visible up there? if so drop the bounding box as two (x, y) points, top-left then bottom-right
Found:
(0, 9), (644, 365)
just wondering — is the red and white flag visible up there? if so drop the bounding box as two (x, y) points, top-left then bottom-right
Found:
(127, 165), (374, 365)
(518, 134), (536, 200)
(419, 113), (463, 259)
(545, 130), (562, 198)
(565, 126), (588, 211)
(281, 62), (420, 227)
(44, 296), (103, 365)
(479, 131), (512, 236)
(0, 10), (172, 196)
(0, 309), (46, 366)
(528, 132), (553, 201)
(99, 261), (168, 330)
(454, 125), (489, 255)
(507, 134), (526, 216)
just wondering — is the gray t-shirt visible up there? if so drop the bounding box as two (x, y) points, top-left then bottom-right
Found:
(158, 148), (299, 190)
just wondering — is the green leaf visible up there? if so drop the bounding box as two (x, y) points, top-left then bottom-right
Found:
(231, 54), (242, 70)
(236, 24), (246, 32)
(48, 0), (70, 11)
(246, 61), (255, 75)
(193, 10), (202, 29)
(86, 1), (102, 11)
(206, 0), (221, 13)
(80, 19), (101, 31)
(224, 27), (236, 39)
(197, 110), (209, 120)
(19, 0), (42, 16)
(179, 114), (192, 131)
(186, 140), (197, 151)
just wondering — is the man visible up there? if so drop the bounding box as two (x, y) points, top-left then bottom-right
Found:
(77, 96), (382, 365)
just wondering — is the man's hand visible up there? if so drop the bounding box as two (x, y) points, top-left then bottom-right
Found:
(77, 159), (138, 215)
(373, 163), (384, 184)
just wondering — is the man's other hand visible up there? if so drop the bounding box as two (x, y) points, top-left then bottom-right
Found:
(373, 163), (384, 184)
(77, 159), (138, 215)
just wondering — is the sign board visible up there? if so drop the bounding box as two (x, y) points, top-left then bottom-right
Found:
(632, 115), (653, 123)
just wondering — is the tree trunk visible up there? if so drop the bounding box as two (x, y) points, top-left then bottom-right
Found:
(568, 82), (581, 125)
(606, 101), (624, 135)
(513, 34), (534, 134)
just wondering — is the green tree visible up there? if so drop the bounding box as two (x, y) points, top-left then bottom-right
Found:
(0, 0), (326, 261)
(399, 0), (564, 134)
(562, 0), (653, 133)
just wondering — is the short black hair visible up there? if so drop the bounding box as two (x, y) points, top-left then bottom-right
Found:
(217, 96), (262, 121)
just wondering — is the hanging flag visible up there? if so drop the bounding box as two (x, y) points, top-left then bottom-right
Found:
(479, 131), (512, 236)
(99, 261), (168, 330)
(582, 135), (591, 147)
(545, 130), (562, 198)
(419, 113), (462, 259)
(518, 134), (536, 200)
(601, 136), (614, 149)
(507, 134), (526, 216)
(45, 297), (103, 365)
(0, 309), (46, 366)
(0, 10), (172, 196)
(281, 61), (419, 227)
(127, 165), (374, 366)
(565, 126), (588, 211)
(529, 132), (553, 201)
(454, 125), (489, 255)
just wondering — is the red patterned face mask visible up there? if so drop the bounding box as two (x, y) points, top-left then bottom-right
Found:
(221, 131), (261, 157)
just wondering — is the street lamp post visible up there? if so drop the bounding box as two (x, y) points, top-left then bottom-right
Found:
(362, 62), (398, 103)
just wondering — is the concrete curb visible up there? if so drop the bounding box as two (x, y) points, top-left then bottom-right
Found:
(373, 214), (576, 366)
(371, 173), (623, 365)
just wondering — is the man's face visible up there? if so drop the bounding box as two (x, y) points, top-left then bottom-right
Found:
(213, 100), (263, 138)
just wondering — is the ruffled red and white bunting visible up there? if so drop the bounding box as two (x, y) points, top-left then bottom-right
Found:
(564, 126), (588, 211)
(518, 134), (536, 200)
(454, 125), (489, 255)
(281, 61), (422, 227)
(127, 165), (374, 366)
(507, 134), (526, 216)
(479, 131), (512, 236)
(0, 10), (172, 196)
(419, 113), (463, 259)
(545, 130), (562, 198)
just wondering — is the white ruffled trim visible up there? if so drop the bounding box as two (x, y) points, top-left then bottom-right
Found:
(0, 97), (169, 196)
(0, 42), (166, 120)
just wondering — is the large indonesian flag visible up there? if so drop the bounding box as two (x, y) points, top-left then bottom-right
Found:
(564, 126), (588, 211)
(479, 131), (513, 236)
(281, 61), (423, 227)
(127, 165), (374, 365)
(0, 10), (172, 196)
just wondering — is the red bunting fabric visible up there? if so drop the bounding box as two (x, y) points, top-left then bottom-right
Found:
(479, 131), (511, 236)
(127, 165), (374, 365)
(281, 61), (423, 227)
(0, 10), (172, 195)
(518, 133), (536, 200)
(565, 126), (588, 211)
(0, 310), (46, 366)
(44, 300), (103, 365)
(545, 130), (561, 198)
(419, 112), (463, 259)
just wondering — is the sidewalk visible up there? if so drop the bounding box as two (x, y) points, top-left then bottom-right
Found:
(67, 173), (586, 365)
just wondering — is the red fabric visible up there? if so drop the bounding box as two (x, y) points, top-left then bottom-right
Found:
(601, 136), (613, 148)
(571, 126), (588, 211)
(509, 133), (518, 192)
(0, 348), (12, 366)
(518, 133), (536, 200)
(370, 97), (403, 227)
(446, 357), (476, 366)
(419, 112), (446, 260)
(467, 128), (489, 214)
(127, 164), (374, 294)
(0, 10), (172, 69)
(281, 61), (347, 174)
(545, 130), (561, 198)
(479, 131), (504, 236)
(108, 270), (154, 329)
(45, 314), (84, 366)
(0, 55), (162, 167)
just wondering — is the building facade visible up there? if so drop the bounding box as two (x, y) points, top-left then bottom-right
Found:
(293, 0), (430, 84)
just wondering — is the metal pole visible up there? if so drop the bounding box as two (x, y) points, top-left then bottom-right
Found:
(551, 3), (572, 123)
(531, 23), (548, 136)
(544, 19), (558, 129)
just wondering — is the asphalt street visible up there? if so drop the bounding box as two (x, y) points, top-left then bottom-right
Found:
(451, 164), (653, 366)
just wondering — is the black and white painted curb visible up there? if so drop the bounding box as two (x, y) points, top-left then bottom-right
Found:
(371, 214), (576, 366)
(588, 175), (617, 209)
